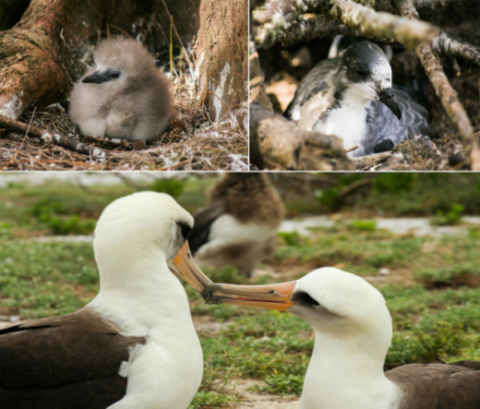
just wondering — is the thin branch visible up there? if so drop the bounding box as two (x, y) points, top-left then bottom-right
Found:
(0, 115), (107, 160)
(394, 0), (480, 170)
(158, 0), (195, 72)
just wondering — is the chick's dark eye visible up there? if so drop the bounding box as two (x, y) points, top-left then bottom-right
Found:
(177, 222), (191, 240)
(106, 69), (120, 79)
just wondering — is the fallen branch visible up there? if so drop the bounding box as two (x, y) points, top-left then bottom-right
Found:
(394, 0), (480, 170)
(255, 15), (400, 49)
(326, 0), (441, 49)
(250, 103), (350, 170)
(252, 0), (441, 50)
(0, 115), (107, 160)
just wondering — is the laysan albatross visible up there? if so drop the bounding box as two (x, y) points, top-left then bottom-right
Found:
(203, 267), (480, 409)
(189, 174), (284, 276)
(0, 192), (212, 409)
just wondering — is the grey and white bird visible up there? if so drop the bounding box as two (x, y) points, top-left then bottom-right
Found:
(204, 267), (480, 409)
(69, 36), (173, 142)
(285, 41), (415, 157)
(189, 174), (284, 276)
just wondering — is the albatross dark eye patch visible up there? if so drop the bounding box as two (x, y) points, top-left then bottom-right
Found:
(293, 291), (320, 308)
(177, 222), (192, 240)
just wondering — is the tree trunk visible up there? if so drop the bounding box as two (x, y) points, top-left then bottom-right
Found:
(195, 0), (248, 126)
(0, 0), (118, 119)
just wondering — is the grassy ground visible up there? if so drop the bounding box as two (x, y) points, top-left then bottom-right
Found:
(0, 174), (479, 408)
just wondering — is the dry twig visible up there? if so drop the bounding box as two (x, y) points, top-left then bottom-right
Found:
(432, 33), (480, 68)
(0, 115), (106, 159)
(394, 0), (480, 170)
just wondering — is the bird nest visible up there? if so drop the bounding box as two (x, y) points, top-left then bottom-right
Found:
(0, 71), (248, 171)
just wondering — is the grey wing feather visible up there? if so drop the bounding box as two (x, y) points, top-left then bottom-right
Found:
(285, 58), (340, 120)
(367, 84), (432, 154)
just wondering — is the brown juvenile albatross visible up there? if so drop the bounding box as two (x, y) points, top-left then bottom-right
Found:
(189, 174), (284, 276)
(203, 267), (480, 409)
(0, 192), (212, 409)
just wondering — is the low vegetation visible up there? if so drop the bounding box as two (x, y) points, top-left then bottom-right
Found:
(0, 175), (479, 407)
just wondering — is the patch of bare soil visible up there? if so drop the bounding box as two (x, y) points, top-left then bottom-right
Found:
(363, 268), (416, 287)
(0, 72), (248, 171)
(223, 379), (300, 409)
(192, 314), (232, 338)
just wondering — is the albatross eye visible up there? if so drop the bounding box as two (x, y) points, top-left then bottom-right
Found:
(293, 291), (320, 308)
(177, 222), (191, 240)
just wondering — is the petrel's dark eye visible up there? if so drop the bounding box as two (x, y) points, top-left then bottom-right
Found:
(356, 69), (368, 78)
(293, 291), (320, 308)
(177, 222), (191, 240)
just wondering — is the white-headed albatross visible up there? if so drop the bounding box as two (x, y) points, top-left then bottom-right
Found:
(0, 192), (212, 409)
(189, 173), (284, 276)
(203, 267), (480, 409)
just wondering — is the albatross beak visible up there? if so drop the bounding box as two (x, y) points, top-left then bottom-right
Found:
(378, 88), (402, 120)
(171, 242), (214, 294)
(202, 281), (296, 311)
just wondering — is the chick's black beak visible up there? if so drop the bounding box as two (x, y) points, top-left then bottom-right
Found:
(378, 88), (402, 120)
(82, 69), (121, 84)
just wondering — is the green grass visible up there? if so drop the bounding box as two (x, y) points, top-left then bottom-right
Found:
(1, 177), (480, 407)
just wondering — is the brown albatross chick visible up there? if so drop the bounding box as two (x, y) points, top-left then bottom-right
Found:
(189, 174), (284, 276)
(69, 36), (173, 142)
(203, 267), (480, 409)
(0, 192), (212, 409)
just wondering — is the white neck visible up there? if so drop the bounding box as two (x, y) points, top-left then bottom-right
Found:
(300, 330), (401, 409)
(313, 86), (369, 156)
(88, 244), (195, 339)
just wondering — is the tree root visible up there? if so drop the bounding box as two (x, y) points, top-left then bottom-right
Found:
(0, 115), (107, 160)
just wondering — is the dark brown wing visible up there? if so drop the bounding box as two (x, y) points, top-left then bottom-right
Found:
(0, 308), (146, 409)
(386, 362), (480, 409)
(189, 202), (224, 255)
(1, 376), (127, 409)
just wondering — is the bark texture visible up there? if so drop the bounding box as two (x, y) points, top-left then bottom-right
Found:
(195, 0), (248, 124)
(0, 0), (117, 119)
